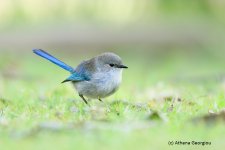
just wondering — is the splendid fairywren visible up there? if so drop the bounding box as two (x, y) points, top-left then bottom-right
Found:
(33, 49), (128, 104)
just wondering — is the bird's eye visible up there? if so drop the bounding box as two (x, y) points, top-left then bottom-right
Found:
(109, 64), (115, 67)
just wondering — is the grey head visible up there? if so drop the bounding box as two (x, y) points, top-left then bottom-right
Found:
(94, 52), (128, 72)
(74, 52), (128, 77)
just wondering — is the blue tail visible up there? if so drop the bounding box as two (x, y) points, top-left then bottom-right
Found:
(33, 49), (74, 73)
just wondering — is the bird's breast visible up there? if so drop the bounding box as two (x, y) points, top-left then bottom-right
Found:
(92, 70), (122, 94)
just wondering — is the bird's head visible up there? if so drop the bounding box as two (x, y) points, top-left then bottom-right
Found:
(96, 52), (128, 72)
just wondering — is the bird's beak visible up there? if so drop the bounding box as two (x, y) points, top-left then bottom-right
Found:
(116, 64), (128, 69)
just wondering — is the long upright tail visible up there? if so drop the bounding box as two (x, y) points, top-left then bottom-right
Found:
(33, 49), (74, 73)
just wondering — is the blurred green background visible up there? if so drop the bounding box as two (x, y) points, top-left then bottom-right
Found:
(1, 0), (225, 52)
(1, 0), (225, 80)
(1, 1), (225, 150)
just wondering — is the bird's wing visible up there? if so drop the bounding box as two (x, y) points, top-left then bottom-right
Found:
(61, 72), (88, 83)
(62, 59), (96, 83)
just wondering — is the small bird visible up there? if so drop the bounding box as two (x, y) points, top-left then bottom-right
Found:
(33, 49), (128, 104)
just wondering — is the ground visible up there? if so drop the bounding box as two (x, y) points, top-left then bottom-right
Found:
(0, 49), (225, 150)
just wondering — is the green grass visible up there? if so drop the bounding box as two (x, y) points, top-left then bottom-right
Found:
(1, 50), (225, 150)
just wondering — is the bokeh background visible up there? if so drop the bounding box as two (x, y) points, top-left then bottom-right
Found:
(1, 0), (225, 81)
(1, 0), (225, 51)
(1, 1), (225, 150)
(1, 0), (225, 93)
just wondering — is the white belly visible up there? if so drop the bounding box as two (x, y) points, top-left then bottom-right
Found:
(73, 70), (122, 99)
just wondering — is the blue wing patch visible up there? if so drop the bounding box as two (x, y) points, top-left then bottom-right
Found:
(61, 59), (93, 83)
(61, 65), (91, 83)
(62, 73), (90, 83)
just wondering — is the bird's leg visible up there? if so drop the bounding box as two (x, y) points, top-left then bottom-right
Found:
(98, 97), (110, 112)
(79, 94), (88, 105)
